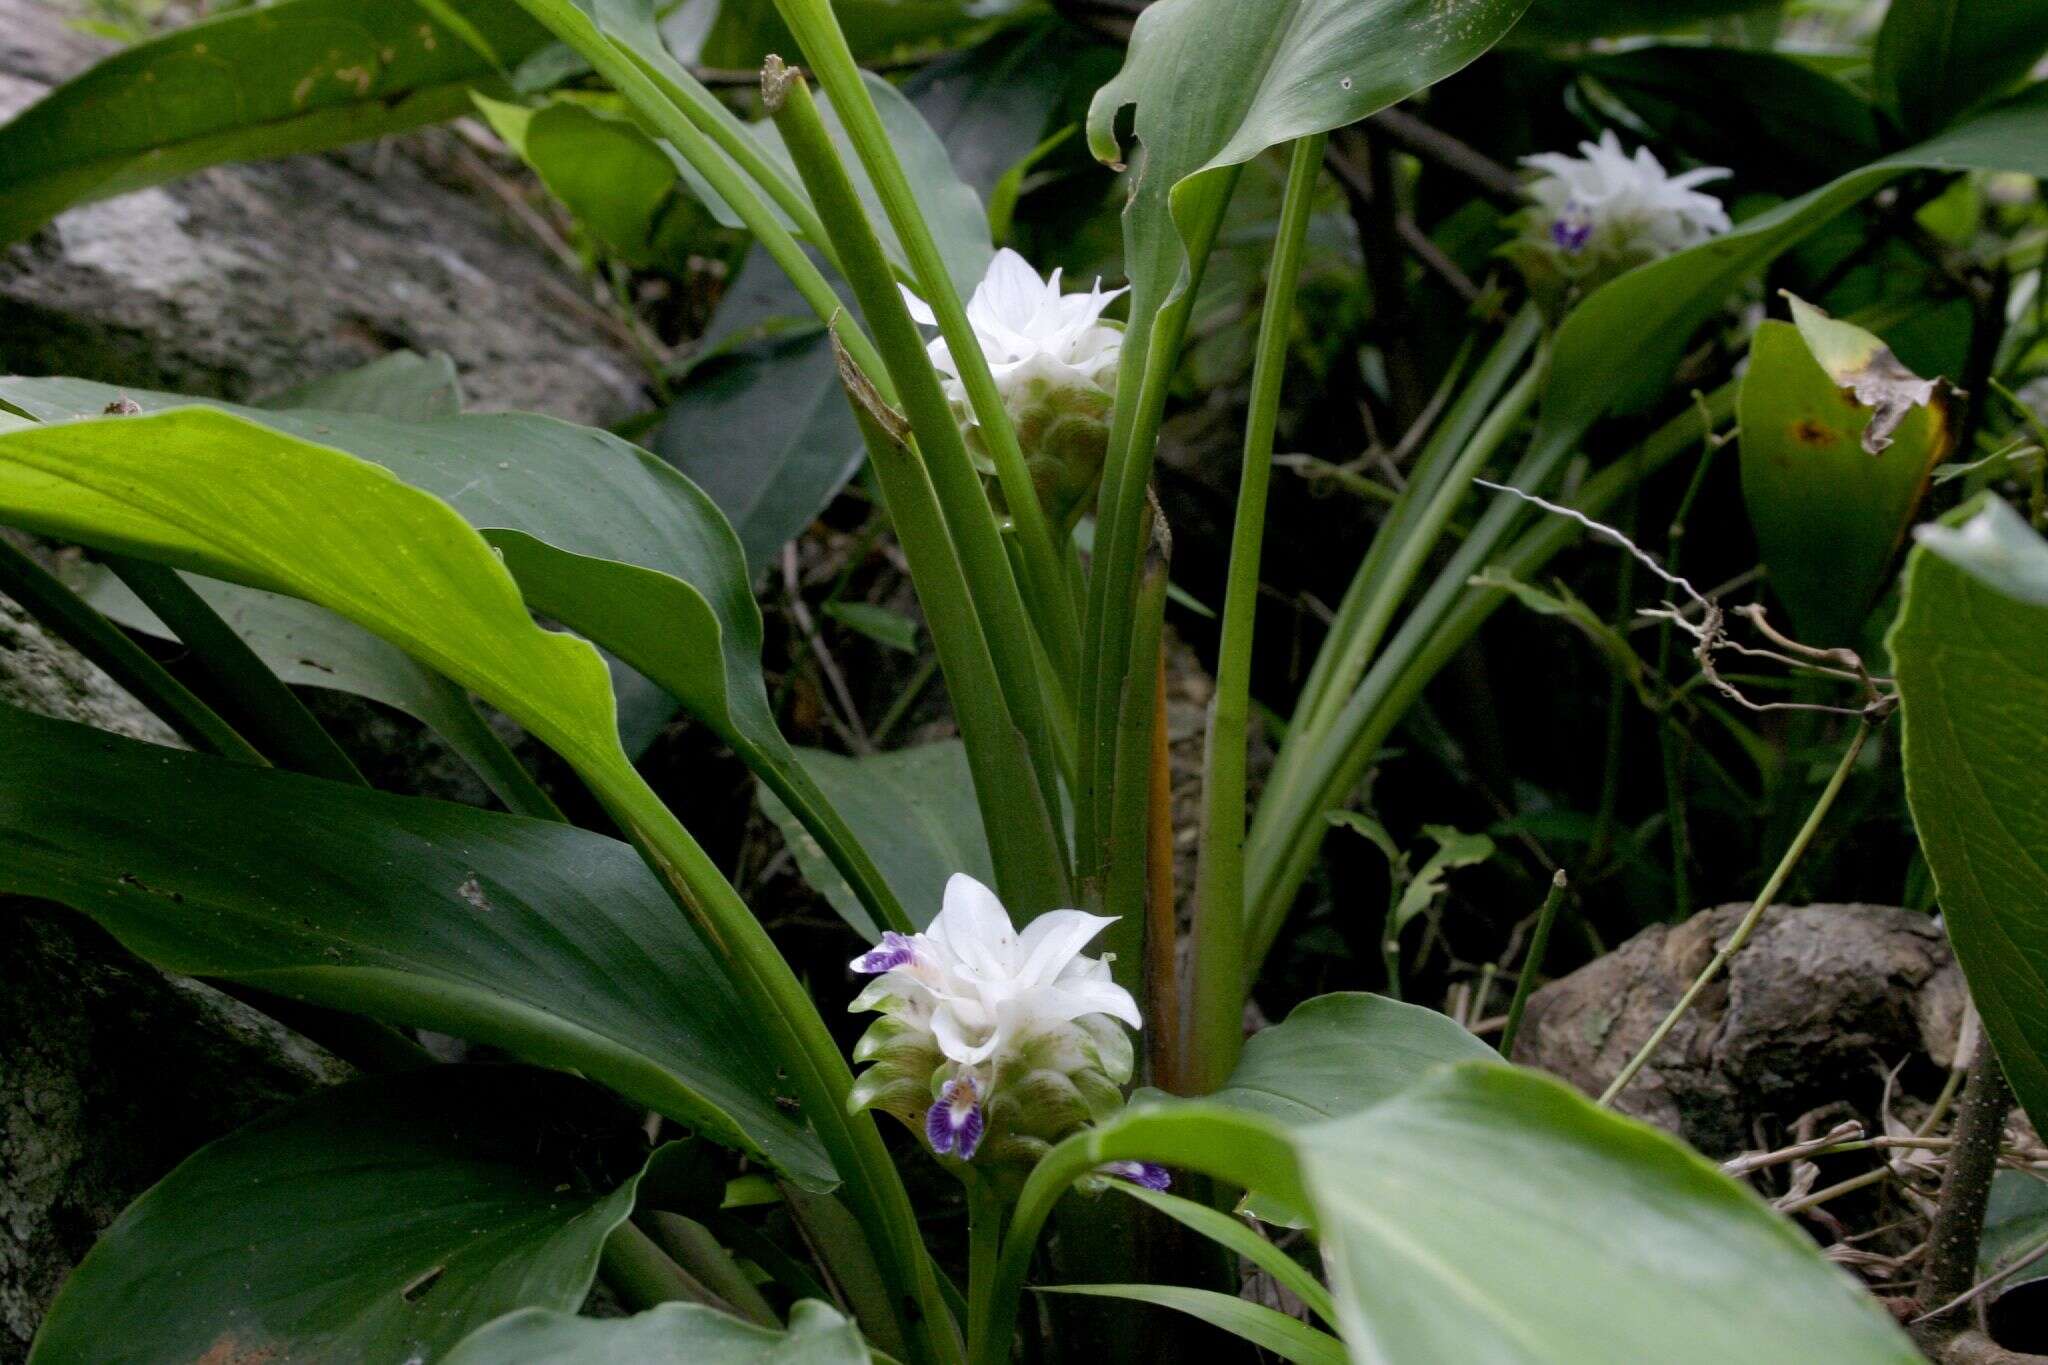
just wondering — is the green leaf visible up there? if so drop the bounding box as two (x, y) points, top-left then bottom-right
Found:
(76, 566), (579, 803)
(1211, 992), (1499, 1127)
(1048, 1066), (1919, 1363)
(0, 377), (903, 934)
(1293, 1066), (1917, 1362)
(475, 91), (711, 268)
(822, 601), (920, 654)
(445, 1299), (870, 1363)
(264, 349), (466, 420)
(1469, 568), (1653, 703)
(1038, 1285), (1345, 1365)
(1891, 496), (2048, 1137)
(1739, 306), (1954, 644)
(675, 68), (992, 295)
(1392, 825), (1495, 934)
(1109, 1183), (1337, 1325)
(1085, 0), (1531, 384)
(757, 739), (992, 933)
(654, 249), (863, 577)
(31, 1066), (658, 1364)
(1542, 86), (2048, 438)
(1980, 1170), (2048, 1297)
(0, 0), (554, 246)
(0, 703), (831, 1184)
(1874, 0), (2048, 139)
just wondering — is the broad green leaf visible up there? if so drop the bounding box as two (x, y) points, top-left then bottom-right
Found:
(1542, 86), (2048, 438)
(1039, 1285), (1345, 1365)
(1891, 496), (2048, 1136)
(475, 91), (712, 268)
(1211, 992), (1498, 1127)
(654, 330), (861, 576)
(0, 0), (553, 245)
(1739, 309), (1954, 644)
(758, 739), (992, 933)
(31, 1066), (659, 1364)
(76, 566), (577, 802)
(1294, 1066), (1917, 1362)
(1085, 0), (1530, 397)
(445, 1299), (870, 1363)
(1061, 1066), (1918, 1363)
(264, 348), (466, 419)
(0, 377), (900, 933)
(1874, 0), (2048, 139)
(0, 704), (831, 1184)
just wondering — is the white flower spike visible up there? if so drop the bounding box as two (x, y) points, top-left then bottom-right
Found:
(902, 250), (1125, 530)
(847, 874), (1141, 1173)
(1510, 131), (1730, 304)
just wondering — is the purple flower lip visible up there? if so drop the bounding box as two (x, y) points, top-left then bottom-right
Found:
(1099, 1160), (1171, 1191)
(853, 931), (918, 975)
(926, 1076), (984, 1160)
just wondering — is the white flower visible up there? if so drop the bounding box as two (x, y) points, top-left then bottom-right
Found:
(1521, 130), (1731, 265)
(902, 251), (1126, 530)
(852, 874), (1138, 1067)
(847, 874), (1139, 1165)
(903, 249), (1124, 412)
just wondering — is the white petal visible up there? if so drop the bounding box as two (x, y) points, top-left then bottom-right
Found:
(1013, 909), (1117, 988)
(899, 283), (938, 326)
(1028, 978), (1143, 1030)
(974, 248), (1050, 330)
(931, 1004), (1003, 1065)
(928, 873), (1019, 977)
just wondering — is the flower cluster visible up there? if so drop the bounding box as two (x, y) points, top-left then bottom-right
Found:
(1507, 130), (1731, 306)
(847, 875), (1163, 1188)
(904, 249), (1123, 531)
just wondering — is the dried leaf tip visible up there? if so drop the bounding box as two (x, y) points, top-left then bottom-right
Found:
(829, 325), (912, 446)
(760, 54), (802, 112)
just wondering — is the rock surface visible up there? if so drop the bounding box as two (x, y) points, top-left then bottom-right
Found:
(1516, 901), (1967, 1156)
(0, 589), (353, 1361)
(0, 0), (646, 423)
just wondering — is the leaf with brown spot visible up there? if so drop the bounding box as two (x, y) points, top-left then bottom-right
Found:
(1738, 303), (1955, 644)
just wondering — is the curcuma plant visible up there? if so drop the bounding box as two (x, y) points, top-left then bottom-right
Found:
(7, 0), (2048, 1361)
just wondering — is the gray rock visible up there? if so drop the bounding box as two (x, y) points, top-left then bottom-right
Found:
(1516, 902), (1967, 1156)
(0, 0), (646, 424)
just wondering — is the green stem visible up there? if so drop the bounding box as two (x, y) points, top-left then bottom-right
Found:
(1599, 719), (1871, 1106)
(1189, 134), (1323, 1095)
(506, 0), (890, 390)
(600, 1222), (722, 1312)
(972, 1107), (1304, 1365)
(0, 540), (264, 763)
(770, 62), (1069, 912)
(1078, 177), (1239, 889)
(599, 769), (961, 1364)
(1244, 381), (1740, 974)
(639, 1212), (780, 1327)
(1656, 415), (1724, 919)
(1250, 316), (1543, 878)
(1497, 869), (1567, 1060)
(432, 691), (566, 822)
(103, 555), (364, 785)
(1101, 518), (1170, 996)
(767, 1), (1076, 676)
(964, 1174), (1007, 1353)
